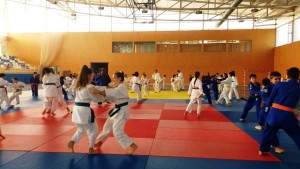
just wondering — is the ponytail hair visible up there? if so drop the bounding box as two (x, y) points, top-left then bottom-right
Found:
(42, 67), (51, 77)
(114, 71), (125, 82)
(75, 65), (93, 90)
(194, 71), (200, 85)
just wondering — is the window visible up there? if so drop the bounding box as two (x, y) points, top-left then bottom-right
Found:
(134, 42), (155, 53)
(228, 40), (252, 52)
(276, 23), (289, 47)
(294, 17), (300, 42)
(180, 40), (202, 52)
(112, 42), (133, 53)
(157, 41), (179, 53)
(203, 40), (226, 52)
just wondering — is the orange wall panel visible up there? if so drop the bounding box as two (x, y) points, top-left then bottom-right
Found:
(7, 30), (275, 83)
(274, 41), (300, 76)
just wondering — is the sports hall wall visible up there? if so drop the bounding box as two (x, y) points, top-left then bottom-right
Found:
(274, 41), (300, 76)
(7, 29), (275, 81)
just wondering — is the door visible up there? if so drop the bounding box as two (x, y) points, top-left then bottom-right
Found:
(90, 62), (108, 73)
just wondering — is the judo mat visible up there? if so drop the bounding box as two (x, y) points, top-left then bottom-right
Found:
(0, 90), (299, 169)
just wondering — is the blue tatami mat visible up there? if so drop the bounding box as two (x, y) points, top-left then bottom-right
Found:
(73, 154), (148, 169)
(0, 151), (26, 167)
(145, 156), (289, 169)
(0, 152), (85, 169)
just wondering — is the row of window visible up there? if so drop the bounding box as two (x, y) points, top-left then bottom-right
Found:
(112, 40), (252, 53)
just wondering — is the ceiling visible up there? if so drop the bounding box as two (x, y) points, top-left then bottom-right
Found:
(11, 0), (300, 27)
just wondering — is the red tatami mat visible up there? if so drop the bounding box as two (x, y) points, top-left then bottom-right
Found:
(158, 120), (240, 130)
(0, 135), (56, 151)
(155, 128), (256, 143)
(2, 124), (74, 136)
(160, 110), (230, 122)
(63, 119), (159, 139)
(150, 139), (280, 162)
(33, 136), (153, 156)
(129, 103), (165, 109)
(163, 104), (217, 112)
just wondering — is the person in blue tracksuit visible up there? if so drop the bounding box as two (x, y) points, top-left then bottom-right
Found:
(259, 67), (300, 155)
(210, 75), (219, 100)
(240, 74), (261, 121)
(202, 75), (212, 105)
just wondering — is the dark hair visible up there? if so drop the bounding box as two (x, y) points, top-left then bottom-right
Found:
(287, 67), (299, 79)
(114, 71), (125, 82)
(194, 71), (200, 85)
(42, 67), (51, 77)
(224, 73), (228, 78)
(0, 73), (5, 78)
(75, 65), (93, 90)
(249, 74), (257, 79)
(12, 77), (18, 81)
(230, 71), (236, 76)
(262, 78), (271, 86)
(270, 71), (281, 79)
(33, 72), (37, 74)
(229, 71), (235, 77)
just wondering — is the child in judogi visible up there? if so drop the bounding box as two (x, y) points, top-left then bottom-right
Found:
(184, 71), (203, 118)
(58, 76), (71, 113)
(152, 69), (161, 93)
(68, 65), (105, 154)
(9, 77), (25, 105)
(215, 72), (232, 106)
(131, 72), (142, 103)
(255, 71), (282, 130)
(92, 71), (138, 155)
(141, 73), (149, 97)
(161, 75), (166, 90)
(229, 71), (240, 101)
(255, 74), (285, 154)
(171, 74), (178, 92)
(0, 73), (14, 109)
(177, 70), (185, 90)
(240, 74), (261, 121)
(259, 67), (300, 155)
(41, 67), (60, 116)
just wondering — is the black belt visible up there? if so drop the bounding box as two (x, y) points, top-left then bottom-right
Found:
(45, 83), (56, 85)
(74, 102), (95, 123)
(108, 102), (128, 117)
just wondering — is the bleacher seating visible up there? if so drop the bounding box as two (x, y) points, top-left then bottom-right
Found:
(0, 55), (37, 71)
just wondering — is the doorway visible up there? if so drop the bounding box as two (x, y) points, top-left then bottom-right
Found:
(90, 62), (108, 73)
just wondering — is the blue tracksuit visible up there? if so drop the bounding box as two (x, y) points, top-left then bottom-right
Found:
(260, 79), (300, 152)
(240, 82), (262, 120)
(202, 77), (212, 104)
(211, 77), (219, 100)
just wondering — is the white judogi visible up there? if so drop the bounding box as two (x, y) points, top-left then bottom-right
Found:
(9, 81), (25, 104)
(161, 76), (166, 90)
(0, 77), (12, 107)
(171, 77), (178, 92)
(42, 73), (60, 112)
(229, 76), (240, 100)
(186, 78), (203, 115)
(131, 76), (142, 102)
(178, 72), (185, 90)
(96, 83), (133, 149)
(70, 78), (77, 97)
(152, 72), (161, 92)
(71, 84), (104, 148)
(216, 77), (232, 104)
(141, 76), (149, 96)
